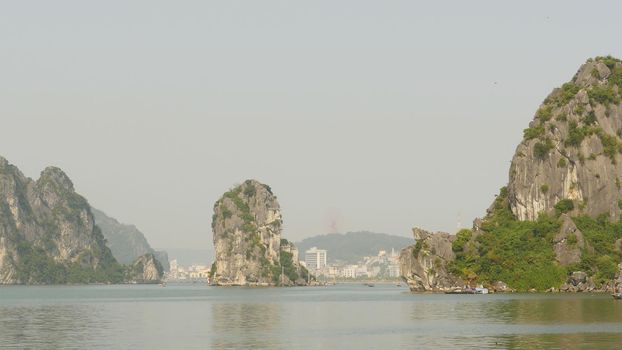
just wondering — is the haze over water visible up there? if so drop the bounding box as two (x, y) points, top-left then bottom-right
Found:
(4, 1), (622, 248)
(1, 284), (621, 349)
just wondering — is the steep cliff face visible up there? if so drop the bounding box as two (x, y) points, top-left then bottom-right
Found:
(508, 56), (622, 221)
(126, 253), (163, 283)
(400, 57), (622, 292)
(92, 208), (169, 270)
(0, 156), (121, 284)
(211, 180), (306, 286)
(399, 228), (463, 292)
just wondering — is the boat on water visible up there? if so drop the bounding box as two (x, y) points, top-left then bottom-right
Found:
(612, 294), (622, 300)
(445, 287), (488, 295)
(364, 283), (375, 287)
(445, 289), (475, 294)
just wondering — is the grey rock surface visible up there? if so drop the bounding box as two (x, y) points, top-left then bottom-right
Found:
(507, 59), (622, 221)
(399, 228), (463, 292)
(0, 156), (117, 284)
(126, 253), (163, 283)
(211, 180), (306, 286)
(553, 214), (590, 265)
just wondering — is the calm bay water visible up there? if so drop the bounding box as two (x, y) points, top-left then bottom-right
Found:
(1, 284), (621, 349)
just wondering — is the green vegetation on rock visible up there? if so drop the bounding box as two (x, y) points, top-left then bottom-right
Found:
(15, 232), (125, 284)
(221, 182), (257, 234)
(536, 105), (554, 121)
(540, 184), (549, 194)
(533, 139), (554, 160)
(450, 186), (622, 291)
(588, 85), (619, 105)
(212, 180), (308, 286)
(0, 158), (166, 285)
(570, 215), (622, 284)
(523, 125), (545, 140)
(554, 199), (575, 215)
(450, 188), (566, 290)
(554, 83), (581, 106)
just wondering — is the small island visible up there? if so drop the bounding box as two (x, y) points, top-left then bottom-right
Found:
(210, 179), (310, 286)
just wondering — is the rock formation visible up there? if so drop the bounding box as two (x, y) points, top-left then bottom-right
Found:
(279, 238), (309, 286)
(400, 56), (622, 292)
(508, 57), (622, 221)
(210, 180), (308, 286)
(126, 253), (163, 283)
(92, 208), (169, 270)
(614, 264), (622, 292)
(0, 156), (121, 284)
(553, 214), (591, 266)
(399, 228), (463, 292)
(559, 271), (595, 292)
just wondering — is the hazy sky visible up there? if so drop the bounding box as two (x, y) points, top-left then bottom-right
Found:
(2, 1), (622, 250)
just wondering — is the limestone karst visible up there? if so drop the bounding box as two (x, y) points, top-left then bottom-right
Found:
(126, 253), (164, 283)
(508, 56), (622, 221)
(0, 156), (121, 284)
(210, 180), (309, 286)
(0, 156), (166, 284)
(399, 228), (463, 292)
(400, 56), (622, 292)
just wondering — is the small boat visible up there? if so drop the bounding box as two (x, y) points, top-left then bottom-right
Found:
(446, 286), (489, 295)
(364, 283), (375, 287)
(445, 289), (475, 294)
(612, 294), (622, 300)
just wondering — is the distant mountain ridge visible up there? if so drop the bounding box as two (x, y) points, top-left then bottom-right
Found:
(92, 208), (169, 271)
(296, 231), (414, 263)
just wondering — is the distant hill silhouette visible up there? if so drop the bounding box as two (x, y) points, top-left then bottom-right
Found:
(295, 231), (414, 263)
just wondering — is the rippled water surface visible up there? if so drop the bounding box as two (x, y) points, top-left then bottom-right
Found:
(1, 284), (622, 349)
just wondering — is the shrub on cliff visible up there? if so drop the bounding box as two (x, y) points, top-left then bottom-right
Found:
(451, 189), (566, 291)
(554, 199), (574, 215)
(452, 186), (622, 291)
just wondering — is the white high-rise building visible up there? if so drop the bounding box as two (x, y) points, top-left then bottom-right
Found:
(305, 247), (327, 270)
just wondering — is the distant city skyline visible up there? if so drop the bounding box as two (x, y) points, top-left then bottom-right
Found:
(2, 1), (622, 249)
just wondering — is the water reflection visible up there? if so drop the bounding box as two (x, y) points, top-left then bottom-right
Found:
(210, 302), (283, 350)
(0, 304), (104, 348)
(407, 294), (622, 324)
(405, 294), (622, 349)
(482, 295), (622, 324)
(1, 286), (622, 349)
(498, 333), (622, 350)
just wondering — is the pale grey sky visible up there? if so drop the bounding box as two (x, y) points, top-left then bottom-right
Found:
(2, 1), (622, 249)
